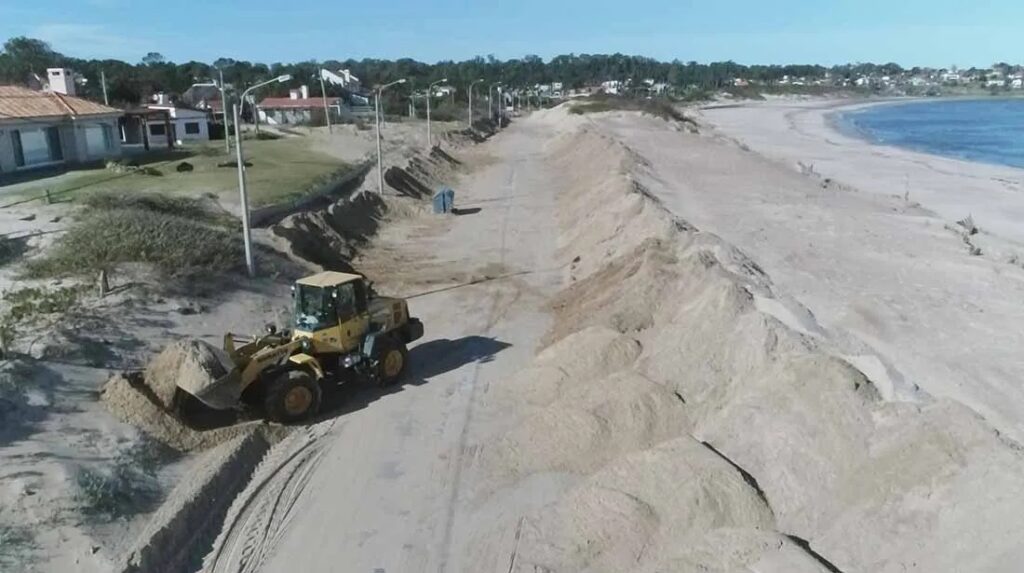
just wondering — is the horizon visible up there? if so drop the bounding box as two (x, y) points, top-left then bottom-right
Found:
(1, 0), (1022, 68)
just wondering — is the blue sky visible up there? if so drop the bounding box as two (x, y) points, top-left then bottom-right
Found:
(1, 0), (1021, 67)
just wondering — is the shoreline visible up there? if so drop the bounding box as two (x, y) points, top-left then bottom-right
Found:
(642, 100), (1024, 445)
(825, 97), (1024, 171)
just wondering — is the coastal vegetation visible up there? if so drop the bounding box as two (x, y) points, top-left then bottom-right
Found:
(2, 36), (1021, 111)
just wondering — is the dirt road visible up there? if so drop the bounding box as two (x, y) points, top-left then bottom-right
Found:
(203, 119), (562, 573)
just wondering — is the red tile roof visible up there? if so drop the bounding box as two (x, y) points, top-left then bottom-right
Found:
(0, 85), (121, 120)
(258, 97), (340, 110)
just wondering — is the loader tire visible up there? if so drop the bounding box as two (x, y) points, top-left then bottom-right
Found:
(264, 369), (322, 423)
(375, 335), (409, 387)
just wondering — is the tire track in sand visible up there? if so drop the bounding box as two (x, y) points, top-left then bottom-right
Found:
(202, 421), (336, 573)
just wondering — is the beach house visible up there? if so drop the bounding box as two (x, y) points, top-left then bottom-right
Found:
(0, 74), (122, 175)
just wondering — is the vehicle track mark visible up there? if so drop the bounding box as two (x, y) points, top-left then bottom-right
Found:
(202, 421), (336, 573)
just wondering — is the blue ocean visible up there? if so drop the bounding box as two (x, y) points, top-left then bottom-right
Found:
(840, 99), (1024, 170)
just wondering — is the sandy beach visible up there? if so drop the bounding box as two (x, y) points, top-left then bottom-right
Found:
(195, 105), (1024, 573)
(656, 98), (1024, 441)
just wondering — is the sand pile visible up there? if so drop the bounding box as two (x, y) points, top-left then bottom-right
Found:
(143, 340), (229, 409)
(273, 140), (464, 271)
(483, 371), (689, 484)
(461, 119), (1024, 572)
(101, 340), (255, 453)
(271, 191), (389, 272)
(492, 326), (642, 409)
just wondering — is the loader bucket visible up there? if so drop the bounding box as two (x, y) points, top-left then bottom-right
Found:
(177, 367), (245, 410)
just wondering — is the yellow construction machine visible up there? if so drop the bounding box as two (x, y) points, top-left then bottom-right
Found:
(176, 271), (424, 422)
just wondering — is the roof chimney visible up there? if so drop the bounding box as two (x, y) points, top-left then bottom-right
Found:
(46, 68), (75, 96)
(300, 85), (309, 99)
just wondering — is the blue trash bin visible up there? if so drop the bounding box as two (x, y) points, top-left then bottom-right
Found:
(432, 187), (455, 214)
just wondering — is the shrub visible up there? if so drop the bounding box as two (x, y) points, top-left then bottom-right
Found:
(0, 525), (33, 569)
(25, 208), (242, 278)
(568, 94), (696, 125)
(73, 439), (173, 521)
(79, 191), (217, 222)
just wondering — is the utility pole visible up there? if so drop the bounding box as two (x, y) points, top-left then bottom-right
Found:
(233, 103), (255, 278)
(100, 70), (109, 105)
(318, 70), (333, 133)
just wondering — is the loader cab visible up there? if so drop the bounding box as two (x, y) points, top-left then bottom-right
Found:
(292, 271), (371, 353)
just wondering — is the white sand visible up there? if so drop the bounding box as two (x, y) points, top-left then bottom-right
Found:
(590, 100), (1024, 442)
(190, 105), (1024, 573)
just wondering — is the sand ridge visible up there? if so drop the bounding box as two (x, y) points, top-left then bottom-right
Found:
(459, 110), (1024, 572)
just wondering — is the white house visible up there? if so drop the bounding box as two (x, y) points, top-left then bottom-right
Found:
(434, 85), (456, 97)
(258, 86), (349, 125)
(600, 80), (623, 94)
(0, 77), (122, 175)
(320, 69), (361, 89)
(142, 94), (210, 146)
(1012, 78), (1023, 89)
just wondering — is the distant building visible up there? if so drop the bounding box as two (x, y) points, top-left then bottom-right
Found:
(140, 93), (210, 145)
(0, 81), (122, 174)
(181, 83), (226, 115)
(434, 85), (456, 97)
(600, 80), (623, 94)
(320, 69), (361, 90)
(258, 86), (351, 125)
(1012, 78), (1023, 90)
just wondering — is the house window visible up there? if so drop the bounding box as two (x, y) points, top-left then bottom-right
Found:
(84, 124), (114, 155)
(12, 126), (63, 167)
(149, 123), (167, 136)
(184, 122), (201, 135)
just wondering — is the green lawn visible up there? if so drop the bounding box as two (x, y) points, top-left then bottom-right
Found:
(10, 137), (351, 208)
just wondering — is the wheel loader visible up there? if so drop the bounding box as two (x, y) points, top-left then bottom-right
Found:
(176, 271), (424, 422)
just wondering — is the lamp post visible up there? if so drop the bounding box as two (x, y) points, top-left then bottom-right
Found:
(497, 85), (504, 128)
(317, 70), (333, 134)
(489, 82), (501, 121)
(191, 72), (230, 153)
(375, 78), (407, 194)
(468, 78), (484, 128)
(426, 78), (447, 149)
(234, 74), (291, 277)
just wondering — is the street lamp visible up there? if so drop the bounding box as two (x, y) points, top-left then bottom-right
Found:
(426, 78), (447, 149)
(489, 82), (501, 121)
(375, 78), (407, 194)
(233, 73), (291, 277)
(316, 70), (333, 134)
(191, 70), (229, 153)
(468, 78), (484, 128)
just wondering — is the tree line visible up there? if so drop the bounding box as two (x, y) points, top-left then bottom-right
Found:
(0, 36), (1015, 107)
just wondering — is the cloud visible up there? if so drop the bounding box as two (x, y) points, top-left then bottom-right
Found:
(29, 23), (145, 60)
